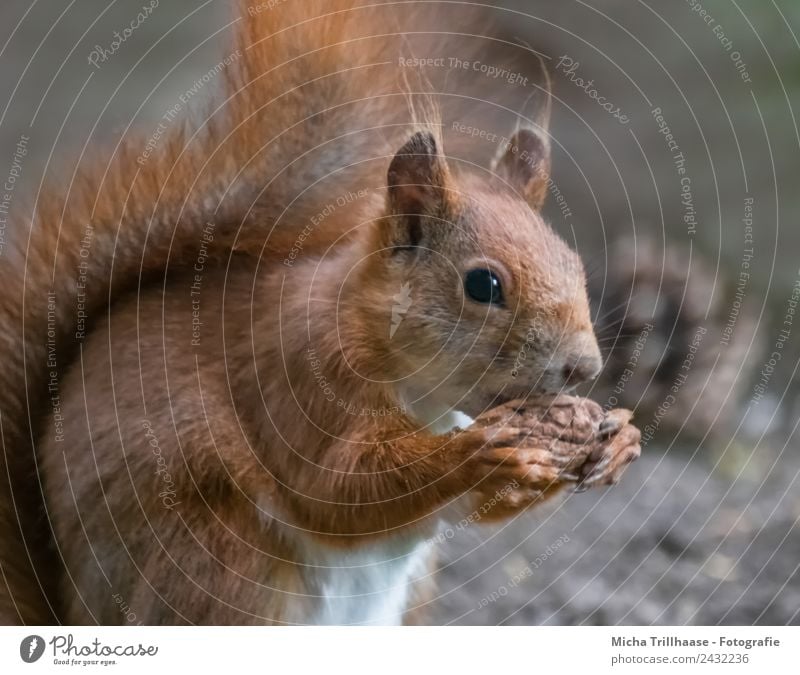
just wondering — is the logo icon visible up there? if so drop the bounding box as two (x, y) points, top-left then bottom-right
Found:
(390, 282), (413, 338)
(20, 635), (45, 663)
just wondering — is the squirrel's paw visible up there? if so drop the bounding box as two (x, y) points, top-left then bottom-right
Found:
(463, 395), (606, 496)
(576, 408), (641, 490)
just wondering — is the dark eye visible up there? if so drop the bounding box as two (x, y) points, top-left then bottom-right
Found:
(464, 268), (503, 304)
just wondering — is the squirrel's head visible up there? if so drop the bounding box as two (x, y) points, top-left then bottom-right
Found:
(355, 129), (601, 418)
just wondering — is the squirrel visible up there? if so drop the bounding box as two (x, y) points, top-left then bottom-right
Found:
(0, 0), (641, 625)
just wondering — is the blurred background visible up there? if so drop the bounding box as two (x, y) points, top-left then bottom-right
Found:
(1, 0), (798, 624)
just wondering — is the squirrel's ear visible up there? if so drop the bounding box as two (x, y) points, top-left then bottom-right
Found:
(385, 131), (452, 250)
(492, 128), (551, 210)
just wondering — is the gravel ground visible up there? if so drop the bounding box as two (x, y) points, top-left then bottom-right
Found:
(429, 445), (800, 625)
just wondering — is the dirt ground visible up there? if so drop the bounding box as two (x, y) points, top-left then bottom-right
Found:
(429, 445), (800, 625)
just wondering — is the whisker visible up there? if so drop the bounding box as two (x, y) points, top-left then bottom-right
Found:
(592, 294), (643, 324)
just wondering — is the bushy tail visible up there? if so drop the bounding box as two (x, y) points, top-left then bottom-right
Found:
(0, 0), (533, 622)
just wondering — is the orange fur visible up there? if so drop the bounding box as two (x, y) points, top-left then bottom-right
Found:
(0, 1), (639, 625)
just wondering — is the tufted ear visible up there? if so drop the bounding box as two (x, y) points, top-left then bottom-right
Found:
(384, 131), (452, 252)
(492, 127), (551, 210)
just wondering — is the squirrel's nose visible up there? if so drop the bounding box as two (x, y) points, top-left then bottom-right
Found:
(553, 332), (602, 388)
(561, 354), (602, 386)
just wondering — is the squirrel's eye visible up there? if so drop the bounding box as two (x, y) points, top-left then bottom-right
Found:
(464, 268), (503, 304)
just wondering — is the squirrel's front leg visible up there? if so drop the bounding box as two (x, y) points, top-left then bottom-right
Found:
(286, 420), (514, 537)
(286, 395), (639, 536)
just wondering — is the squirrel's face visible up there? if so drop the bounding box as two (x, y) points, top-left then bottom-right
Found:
(363, 130), (602, 418)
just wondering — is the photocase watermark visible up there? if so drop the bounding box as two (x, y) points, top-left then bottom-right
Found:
(451, 121), (501, 144)
(511, 313), (546, 378)
(476, 533), (571, 609)
(283, 188), (368, 267)
(652, 106), (696, 237)
(0, 133), (29, 258)
(398, 56), (530, 87)
(111, 591), (143, 625)
(426, 480), (520, 547)
(685, 0), (752, 83)
(554, 56), (630, 125)
(307, 346), (338, 404)
(604, 322), (654, 411)
(44, 634), (157, 666)
(451, 121), (573, 221)
(46, 291), (65, 443)
(721, 196), (753, 346)
(247, 0), (289, 15)
(74, 223), (95, 341)
(20, 635), (45, 663)
(340, 402), (407, 418)
(641, 325), (707, 444)
(190, 221), (215, 347)
(141, 420), (180, 510)
(138, 49), (242, 165)
(87, 1), (159, 69)
(306, 345), (406, 417)
(390, 282), (413, 338)
(751, 269), (800, 405)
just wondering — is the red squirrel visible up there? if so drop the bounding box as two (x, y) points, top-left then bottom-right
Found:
(0, 0), (640, 624)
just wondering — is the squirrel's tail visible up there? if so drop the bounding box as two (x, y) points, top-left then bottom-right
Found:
(0, 0), (520, 622)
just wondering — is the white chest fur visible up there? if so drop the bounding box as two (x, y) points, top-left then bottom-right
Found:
(306, 537), (433, 625)
(403, 396), (475, 435)
(294, 398), (471, 624)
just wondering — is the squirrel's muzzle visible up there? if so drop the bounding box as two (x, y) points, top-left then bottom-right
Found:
(547, 331), (603, 390)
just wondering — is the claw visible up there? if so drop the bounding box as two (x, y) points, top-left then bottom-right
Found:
(598, 418), (620, 439)
(583, 455), (613, 485)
